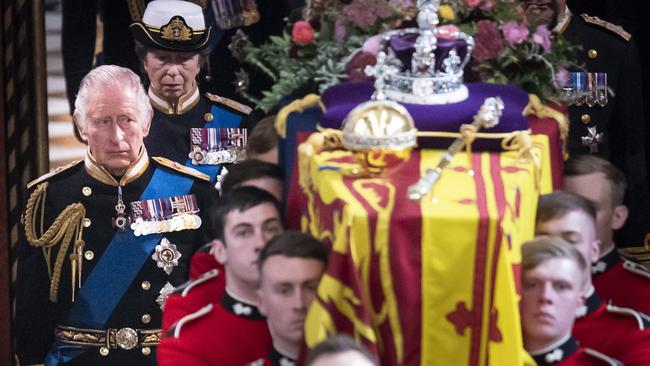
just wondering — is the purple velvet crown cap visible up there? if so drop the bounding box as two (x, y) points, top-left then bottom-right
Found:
(391, 33), (470, 73)
(320, 80), (530, 151)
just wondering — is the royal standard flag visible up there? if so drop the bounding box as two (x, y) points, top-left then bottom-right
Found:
(301, 135), (552, 366)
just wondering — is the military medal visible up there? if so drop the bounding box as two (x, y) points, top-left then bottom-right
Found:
(189, 128), (247, 165)
(152, 237), (182, 275)
(585, 72), (597, 107)
(596, 72), (608, 107)
(570, 72), (586, 106)
(112, 186), (129, 231)
(130, 194), (201, 236)
(581, 126), (603, 153)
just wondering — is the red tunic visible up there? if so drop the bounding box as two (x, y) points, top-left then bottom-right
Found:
(158, 292), (272, 366)
(573, 293), (650, 366)
(162, 268), (225, 332)
(592, 249), (650, 315)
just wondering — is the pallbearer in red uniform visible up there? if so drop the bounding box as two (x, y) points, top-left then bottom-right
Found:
(246, 231), (328, 366)
(563, 155), (650, 315)
(157, 186), (283, 365)
(520, 236), (622, 366)
(536, 192), (650, 366)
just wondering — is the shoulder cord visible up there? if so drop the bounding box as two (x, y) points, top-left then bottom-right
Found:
(23, 182), (86, 303)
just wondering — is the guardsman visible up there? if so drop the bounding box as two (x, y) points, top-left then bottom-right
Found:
(246, 231), (328, 366)
(130, 0), (253, 183)
(158, 186), (283, 365)
(520, 237), (622, 366)
(14, 65), (217, 365)
(536, 192), (650, 366)
(563, 155), (650, 315)
(161, 161), (284, 333)
(523, 0), (649, 247)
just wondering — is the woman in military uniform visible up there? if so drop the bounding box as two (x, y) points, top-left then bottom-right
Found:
(130, 0), (253, 183)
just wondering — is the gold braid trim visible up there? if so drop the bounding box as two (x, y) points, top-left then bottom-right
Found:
(523, 94), (569, 160)
(23, 182), (86, 303)
(275, 94), (321, 138)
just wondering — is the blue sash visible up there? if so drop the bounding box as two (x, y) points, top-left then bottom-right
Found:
(45, 167), (195, 365)
(184, 105), (242, 181)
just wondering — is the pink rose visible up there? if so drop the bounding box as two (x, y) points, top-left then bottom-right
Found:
(292, 20), (314, 46)
(502, 21), (529, 46)
(465, 0), (482, 7)
(473, 20), (504, 62)
(362, 35), (383, 55)
(437, 24), (461, 40)
(555, 66), (570, 87)
(479, 0), (494, 10)
(532, 25), (552, 52)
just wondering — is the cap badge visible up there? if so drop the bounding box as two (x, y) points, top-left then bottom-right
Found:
(161, 16), (193, 41)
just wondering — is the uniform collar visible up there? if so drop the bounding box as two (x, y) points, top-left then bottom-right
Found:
(592, 246), (621, 275)
(149, 85), (200, 115)
(268, 346), (296, 366)
(577, 287), (601, 318)
(530, 334), (579, 365)
(84, 148), (149, 186)
(553, 5), (572, 34)
(220, 290), (265, 321)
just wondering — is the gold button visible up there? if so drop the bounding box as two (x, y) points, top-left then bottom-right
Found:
(581, 114), (591, 124)
(204, 113), (214, 122)
(142, 314), (151, 324)
(587, 49), (598, 59)
(83, 218), (91, 227)
(141, 281), (151, 290)
(100, 346), (109, 356)
(82, 186), (92, 196)
(84, 250), (94, 261)
(142, 347), (151, 356)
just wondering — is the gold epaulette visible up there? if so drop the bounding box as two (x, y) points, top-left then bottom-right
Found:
(152, 157), (210, 182)
(26, 160), (83, 190)
(581, 14), (631, 41)
(583, 348), (623, 366)
(169, 303), (213, 338)
(205, 92), (253, 115)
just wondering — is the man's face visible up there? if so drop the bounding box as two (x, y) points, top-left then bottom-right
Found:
(78, 86), (150, 175)
(564, 173), (626, 251)
(521, 258), (584, 349)
(521, 0), (564, 28)
(240, 177), (283, 202)
(258, 256), (325, 348)
(143, 50), (200, 100)
(214, 203), (283, 287)
(535, 210), (600, 269)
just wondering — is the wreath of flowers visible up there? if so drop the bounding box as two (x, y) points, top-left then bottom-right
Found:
(239, 0), (581, 112)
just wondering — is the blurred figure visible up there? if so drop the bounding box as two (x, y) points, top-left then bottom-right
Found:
(564, 155), (650, 314)
(247, 231), (328, 365)
(247, 115), (280, 164)
(306, 335), (377, 366)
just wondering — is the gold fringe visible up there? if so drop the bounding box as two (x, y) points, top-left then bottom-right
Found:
(523, 94), (569, 160)
(23, 183), (86, 302)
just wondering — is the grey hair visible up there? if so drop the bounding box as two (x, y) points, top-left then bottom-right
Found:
(73, 65), (152, 130)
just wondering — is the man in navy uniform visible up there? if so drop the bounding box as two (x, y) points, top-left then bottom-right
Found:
(158, 186), (283, 365)
(523, 0), (649, 247)
(14, 65), (218, 365)
(131, 0), (253, 183)
(536, 191), (650, 366)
